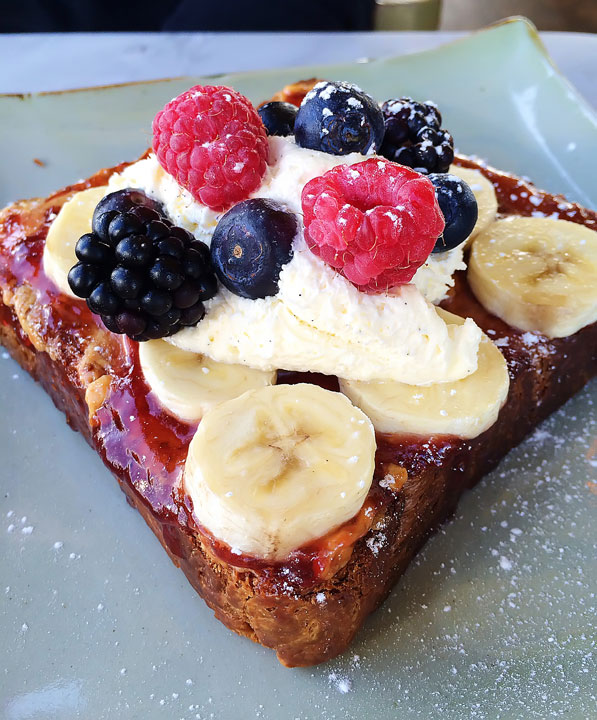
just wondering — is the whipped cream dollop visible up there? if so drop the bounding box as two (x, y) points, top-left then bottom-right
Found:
(107, 136), (482, 385)
(109, 137), (465, 304)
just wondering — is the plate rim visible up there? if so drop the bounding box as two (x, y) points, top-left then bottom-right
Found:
(2, 15), (593, 130)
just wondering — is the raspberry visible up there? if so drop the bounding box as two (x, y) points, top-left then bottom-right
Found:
(152, 85), (269, 212)
(301, 158), (444, 293)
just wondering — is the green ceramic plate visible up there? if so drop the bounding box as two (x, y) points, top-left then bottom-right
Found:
(1, 18), (596, 720)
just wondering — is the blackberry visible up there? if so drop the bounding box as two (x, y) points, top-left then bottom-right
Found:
(68, 189), (217, 341)
(92, 188), (164, 241)
(380, 97), (454, 174)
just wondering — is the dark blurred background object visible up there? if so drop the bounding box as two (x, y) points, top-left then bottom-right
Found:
(1, 0), (375, 32)
(3, 0), (596, 33)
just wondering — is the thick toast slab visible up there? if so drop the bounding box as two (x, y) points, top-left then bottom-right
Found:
(1, 161), (596, 667)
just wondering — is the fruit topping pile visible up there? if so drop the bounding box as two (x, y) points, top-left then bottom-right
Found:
(379, 97), (454, 174)
(152, 85), (269, 212)
(301, 159), (444, 292)
(68, 189), (217, 340)
(66, 79), (481, 339)
(211, 198), (297, 299)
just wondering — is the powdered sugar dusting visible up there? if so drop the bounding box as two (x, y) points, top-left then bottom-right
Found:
(1, 372), (595, 718)
(319, 379), (596, 717)
(328, 671), (352, 694)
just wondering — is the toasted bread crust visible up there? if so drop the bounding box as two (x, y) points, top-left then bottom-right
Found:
(1, 164), (596, 667)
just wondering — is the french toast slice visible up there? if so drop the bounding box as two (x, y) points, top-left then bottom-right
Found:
(1, 152), (596, 666)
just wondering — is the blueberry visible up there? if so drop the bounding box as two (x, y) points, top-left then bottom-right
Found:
(210, 198), (297, 299)
(294, 81), (385, 156)
(75, 233), (113, 265)
(428, 174), (478, 253)
(258, 101), (297, 137)
(92, 189), (164, 237)
(67, 262), (103, 298)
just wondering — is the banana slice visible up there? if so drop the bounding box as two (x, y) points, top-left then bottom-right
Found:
(339, 308), (509, 439)
(43, 185), (109, 297)
(449, 165), (497, 244)
(184, 383), (376, 560)
(468, 216), (597, 338)
(139, 339), (276, 422)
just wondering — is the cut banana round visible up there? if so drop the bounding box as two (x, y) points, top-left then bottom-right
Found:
(184, 383), (376, 560)
(139, 340), (276, 422)
(339, 308), (509, 439)
(43, 185), (109, 297)
(468, 216), (597, 338)
(449, 165), (497, 244)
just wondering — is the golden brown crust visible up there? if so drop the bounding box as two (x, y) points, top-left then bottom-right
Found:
(1, 165), (596, 667)
(264, 78), (319, 108)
